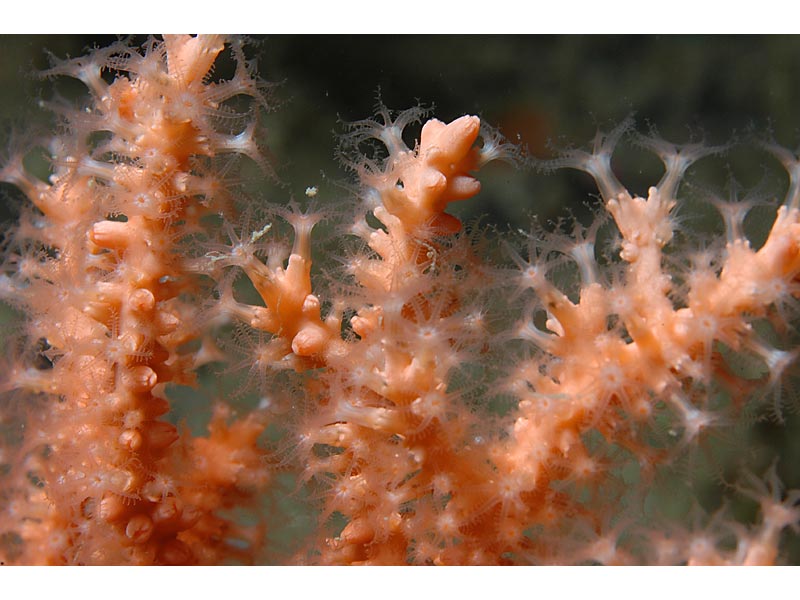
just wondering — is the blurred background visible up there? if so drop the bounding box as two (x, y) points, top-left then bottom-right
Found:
(1, 35), (800, 225)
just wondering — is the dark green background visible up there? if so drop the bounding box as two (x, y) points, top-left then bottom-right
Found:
(2, 35), (800, 225)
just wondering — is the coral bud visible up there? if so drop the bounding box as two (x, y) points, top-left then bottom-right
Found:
(129, 288), (156, 313)
(107, 469), (138, 495)
(419, 169), (447, 195)
(152, 495), (183, 525)
(446, 175), (481, 200)
(339, 517), (374, 546)
(80, 497), (96, 519)
(143, 421), (179, 451)
(301, 294), (322, 317)
(98, 494), (130, 523)
(350, 306), (380, 338)
(154, 310), (181, 334)
(421, 115), (480, 167)
(91, 220), (133, 249)
(292, 323), (330, 356)
(118, 429), (143, 451)
(122, 365), (158, 392)
(126, 514), (154, 544)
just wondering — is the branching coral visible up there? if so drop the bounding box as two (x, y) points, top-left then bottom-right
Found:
(1, 35), (799, 565)
(0, 35), (270, 565)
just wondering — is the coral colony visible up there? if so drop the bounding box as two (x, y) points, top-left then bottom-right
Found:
(0, 35), (799, 565)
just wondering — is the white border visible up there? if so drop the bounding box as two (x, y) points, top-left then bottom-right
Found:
(2, 1), (798, 34)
